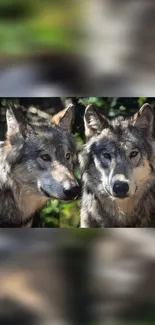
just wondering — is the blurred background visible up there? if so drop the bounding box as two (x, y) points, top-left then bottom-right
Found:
(0, 0), (155, 96)
(1, 96), (155, 228)
(0, 229), (155, 325)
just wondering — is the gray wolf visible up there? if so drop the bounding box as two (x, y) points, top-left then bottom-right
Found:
(0, 104), (79, 227)
(80, 103), (155, 227)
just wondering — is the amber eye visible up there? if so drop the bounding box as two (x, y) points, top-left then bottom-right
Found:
(66, 152), (71, 160)
(130, 150), (139, 159)
(41, 154), (51, 162)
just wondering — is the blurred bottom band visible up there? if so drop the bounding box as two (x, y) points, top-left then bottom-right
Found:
(0, 229), (155, 325)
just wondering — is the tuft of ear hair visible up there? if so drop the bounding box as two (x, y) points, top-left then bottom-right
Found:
(6, 103), (29, 140)
(84, 104), (109, 138)
(50, 104), (74, 132)
(131, 103), (154, 134)
(6, 103), (21, 138)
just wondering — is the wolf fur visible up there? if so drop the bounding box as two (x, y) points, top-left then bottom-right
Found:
(80, 103), (155, 227)
(0, 104), (79, 227)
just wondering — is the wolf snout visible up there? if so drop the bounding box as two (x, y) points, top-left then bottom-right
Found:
(63, 184), (80, 200)
(113, 180), (129, 198)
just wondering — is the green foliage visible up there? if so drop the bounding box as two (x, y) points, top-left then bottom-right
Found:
(41, 199), (80, 228)
(0, 0), (80, 55)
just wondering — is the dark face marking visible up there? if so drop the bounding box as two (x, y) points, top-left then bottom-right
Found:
(91, 123), (152, 168)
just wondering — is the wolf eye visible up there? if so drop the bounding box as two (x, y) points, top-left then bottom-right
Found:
(40, 154), (51, 162)
(130, 150), (139, 159)
(66, 152), (71, 160)
(103, 153), (111, 160)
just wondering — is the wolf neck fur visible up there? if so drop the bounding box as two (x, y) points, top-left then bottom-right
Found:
(13, 183), (48, 220)
(0, 153), (48, 225)
(111, 194), (141, 217)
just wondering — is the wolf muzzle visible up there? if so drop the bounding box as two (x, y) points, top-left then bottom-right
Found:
(63, 185), (80, 200)
(39, 182), (80, 201)
(112, 180), (129, 198)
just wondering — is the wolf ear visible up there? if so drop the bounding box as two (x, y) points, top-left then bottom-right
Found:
(84, 104), (109, 138)
(6, 104), (26, 139)
(50, 104), (74, 132)
(6, 105), (21, 138)
(131, 103), (154, 133)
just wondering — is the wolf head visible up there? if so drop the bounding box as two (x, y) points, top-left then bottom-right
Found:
(4, 104), (79, 201)
(80, 103), (155, 200)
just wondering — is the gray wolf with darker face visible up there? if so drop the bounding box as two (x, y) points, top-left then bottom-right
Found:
(80, 103), (155, 227)
(0, 104), (79, 227)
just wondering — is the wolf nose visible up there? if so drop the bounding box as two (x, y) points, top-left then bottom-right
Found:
(113, 181), (129, 198)
(63, 185), (80, 200)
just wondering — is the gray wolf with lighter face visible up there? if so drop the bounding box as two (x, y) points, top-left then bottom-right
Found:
(0, 104), (79, 227)
(80, 103), (155, 227)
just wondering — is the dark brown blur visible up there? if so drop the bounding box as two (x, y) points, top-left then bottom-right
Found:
(1, 1), (155, 96)
(0, 230), (155, 325)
